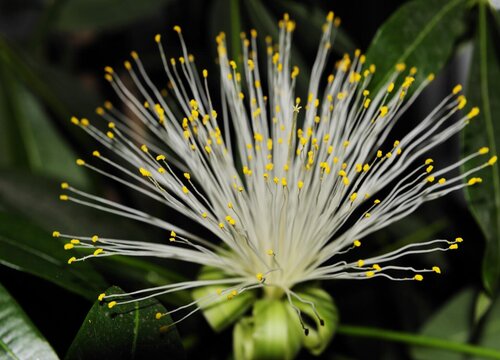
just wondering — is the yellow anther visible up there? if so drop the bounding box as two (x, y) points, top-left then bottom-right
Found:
(139, 168), (151, 177)
(449, 244), (458, 250)
(231, 290), (238, 296)
(155, 312), (162, 320)
(455, 237), (463, 242)
(70, 116), (80, 125)
(216, 288), (222, 295)
(98, 293), (106, 301)
(479, 147), (489, 154)
(154, 34), (161, 43)
(173, 25), (181, 33)
(372, 264), (381, 271)
(374, 199), (381, 204)
(141, 144), (148, 153)
(104, 66), (114, 74)
(60, 182), (69, 190)
(104, 74), (113, 82)
(182, 186), (189, 194)
(157, 167), (165, 174)
(59, 195), (69, 201)
(438, 178), (446, 185)
(156, 155), (166, 161)
(425, 158), (433, 165)
(414, 274), (424, 281)
(76, 159), (85, 166)
(427, 176), (435, 183)
(70, 239), (80, 245)
(201, 212), (208, 218)
(426, 165), (434, 173)
(427, 73), (435, 81)
(64, 243), (74, 250)
(452, 84), (462, 94)
(256, 273), (264, 282)
(183, 173), (191, 181)
(297, 181), (304, 190)
(343, 177), (350, 185)
(96, 107), (104, 115)
(219, 222), (224, 229)
(350, 193), (358, 202)
(91, 235), (99, 243)
(52, 231), (60, 237)
(395, 63), (406, 72)
(92, 150), (101, 157)
(457, 95), (467, 109)
(281, 178), (287, 187)
(353, 240), (361, 247)
(410, 66), (417, 75)
(93, 248), (104, 256)
(80, 118), (89, 127)
(488, 156), (498, 166)
(267, 249), (275, 256)
(377, 150), (383, 158)
(106, 131), (114, 139)
(363, 164), (370, 172)
(379, 106), (388, 117)
(124, 61), (132, 70)
(467, 177), (483, 185)
(467, 107), (480, 119)
(366, 271), (374, 277)
(387, 82), (395, 93)
(67, 257), (76, 264)
(343, 140), (350, 148)
(432, 266), (441, 274)
(364, 212), (371, 218)
(108, 301), (117, 309)
(357, 259), (365, 267)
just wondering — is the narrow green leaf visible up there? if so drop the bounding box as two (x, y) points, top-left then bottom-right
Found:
(0, 64), (89, 186)
(0, 212), (107, 301)
(462, 3), (500, 295)
(411, 288), (475, 360)
(0, 170), (189, 304)
(56, 0), (175, 32)
(0, 282), (58, 360)
(365, 0), (468, 92)
(65, 286), (185, 360)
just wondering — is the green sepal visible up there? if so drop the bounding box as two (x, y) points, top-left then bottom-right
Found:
(293, 287), (338, 355)
(192, 266), (256, 332)
(233, 299), (303, 360)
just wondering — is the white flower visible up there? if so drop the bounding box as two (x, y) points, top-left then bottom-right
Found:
(55, 12), (494, 331)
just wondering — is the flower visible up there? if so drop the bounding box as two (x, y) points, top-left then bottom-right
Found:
(55, 11), (494, 357)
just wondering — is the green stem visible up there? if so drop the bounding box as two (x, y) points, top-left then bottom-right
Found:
(337, 325), (500, 359)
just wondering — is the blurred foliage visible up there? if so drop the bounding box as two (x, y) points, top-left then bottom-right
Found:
(0, 0), (500, 359)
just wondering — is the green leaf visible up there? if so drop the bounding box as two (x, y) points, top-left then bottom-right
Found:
(65, 286), (185, 360)
(0, 62), (89, 186)
(192, 266), (256, 332)
(0, 282), (58, 360)
(0, 170), (189, 305)
(56, 0), (175, 32)
(462, 3), (500, 295)
(411, 288), (475, 360)
(365, 0), (468, 92)
(0, 211), (108, 300)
